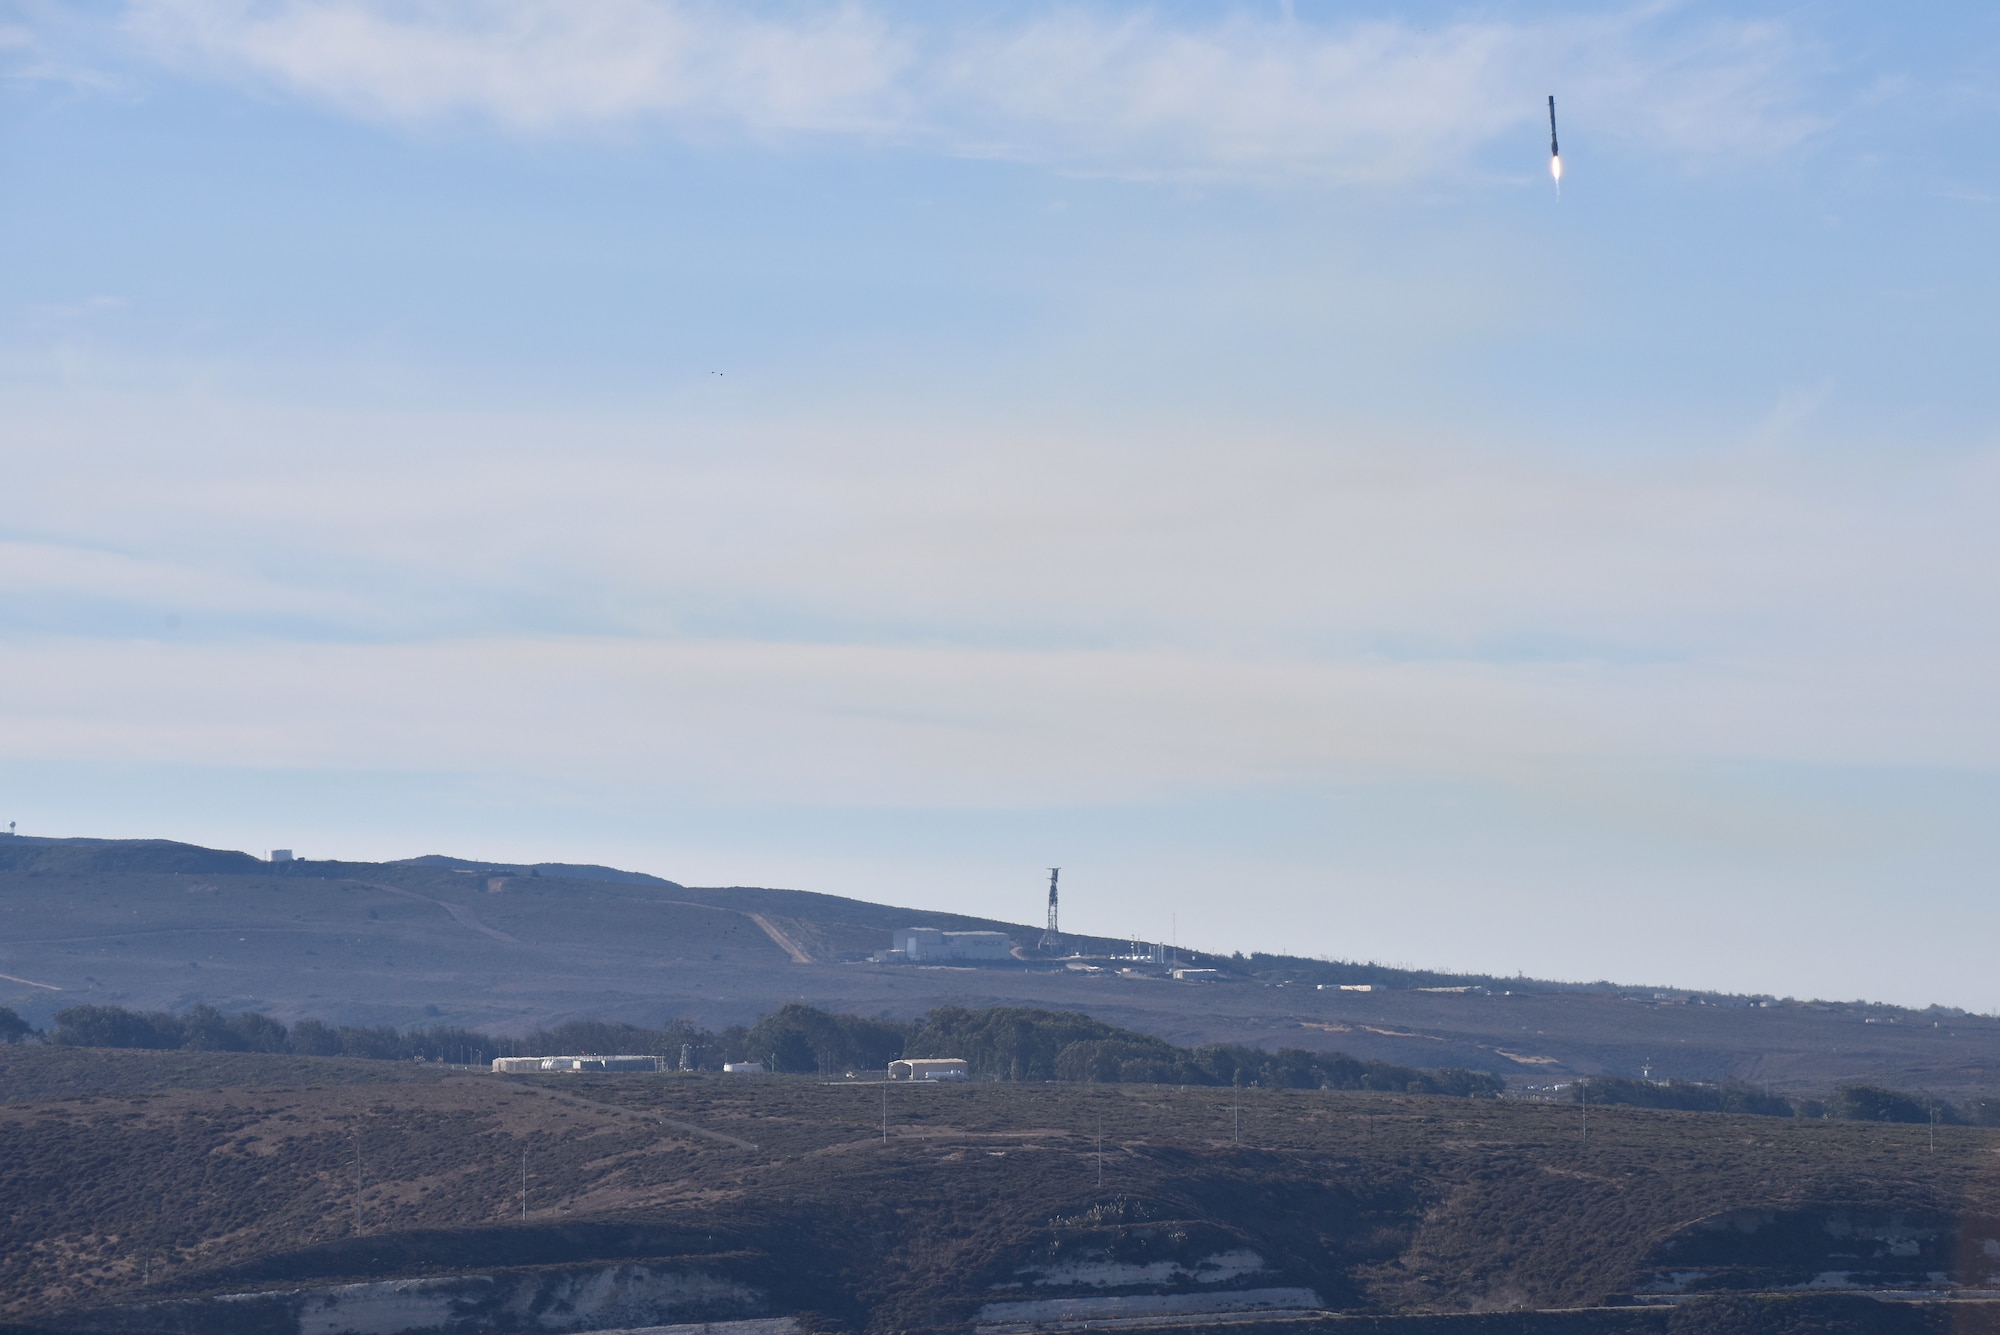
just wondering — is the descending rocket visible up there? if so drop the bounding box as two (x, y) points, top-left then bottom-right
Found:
(1548, 95), (1562, 191)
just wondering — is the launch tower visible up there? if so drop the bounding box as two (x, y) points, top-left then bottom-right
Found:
(1037, 867), (1061, 953)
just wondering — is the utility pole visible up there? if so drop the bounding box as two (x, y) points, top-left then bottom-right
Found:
(521, 1146), (528, 1219)
(353, 1129), (363, 1235)
(1096, 1117), (1104, 1187)
(881, 1081), (888, 1143)
(1581, 1079), (1588, 1146)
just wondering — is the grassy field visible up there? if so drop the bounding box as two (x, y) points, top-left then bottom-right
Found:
(6, 1046), (2000, 1332)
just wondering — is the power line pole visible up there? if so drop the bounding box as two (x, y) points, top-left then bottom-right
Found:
(521, 1146), (528, 1219)
(353, 1129), (363, 1235)
(1096, 1117), (1104, 1187)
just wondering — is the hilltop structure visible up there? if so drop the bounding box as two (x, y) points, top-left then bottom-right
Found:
(876, 926), (1014, 963)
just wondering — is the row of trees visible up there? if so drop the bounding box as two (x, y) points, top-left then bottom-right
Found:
(19, 1000), (1501, 1094)
(1572, 1075), (2000, 1124)
(1569, 1076), (1796, 1117)
(35, 1000), (1988, 1116)
(36, 1004), (728, 1066)
(1826, 1084), (2000, 1126)
(904, 1005), (1503, 1094)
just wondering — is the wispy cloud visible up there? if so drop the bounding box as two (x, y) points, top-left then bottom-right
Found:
(6, 390), (1998, 796)
(116, 0), (1829, 181)
(1, 5), (118, 90)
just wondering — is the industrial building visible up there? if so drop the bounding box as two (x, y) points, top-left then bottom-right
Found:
(888, 1058), (969, 1081)
(885, 927), (1014, 963)
(489, 1055), (661, 1073)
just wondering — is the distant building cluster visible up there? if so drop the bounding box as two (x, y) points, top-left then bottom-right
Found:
(490, 1054), (662, 1073)
(875, 927), (1014, 964)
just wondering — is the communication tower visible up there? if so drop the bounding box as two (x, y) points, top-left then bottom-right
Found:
(1037, 867), (1061, 953)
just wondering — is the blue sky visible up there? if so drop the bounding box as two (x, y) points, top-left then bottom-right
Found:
(4, 1), (1999, 1008)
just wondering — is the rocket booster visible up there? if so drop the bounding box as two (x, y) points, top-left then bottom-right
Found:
(1548, 95), (1559, 158)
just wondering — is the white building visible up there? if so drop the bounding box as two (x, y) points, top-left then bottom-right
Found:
(892, 927), (1014, 963)
(722, 1062), (765, 1074)
(889, 1058), (969, 1081)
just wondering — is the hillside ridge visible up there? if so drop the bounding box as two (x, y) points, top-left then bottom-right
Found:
(3, 833), (1997, 1098)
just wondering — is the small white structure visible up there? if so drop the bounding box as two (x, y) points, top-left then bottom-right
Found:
(269, 849), (294, 863)
(491, 1056), (542, 1073)
(722, 1062), (765, 1074)
(892, 928), (1013, 963)
(889, 1058), (969, 1081)
(1319, 983), (1372, 992)
(546, 1055), (659, 1072)
(1172, 968), (1219, 981)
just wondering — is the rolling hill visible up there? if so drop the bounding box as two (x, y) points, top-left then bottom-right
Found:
(3, 835), (1998, 1097)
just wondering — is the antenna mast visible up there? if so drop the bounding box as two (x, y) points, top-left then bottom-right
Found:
(1038, 867), (1061, 953)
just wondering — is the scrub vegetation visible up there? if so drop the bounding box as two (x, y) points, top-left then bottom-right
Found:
(5, 1042), (2000, 1333)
